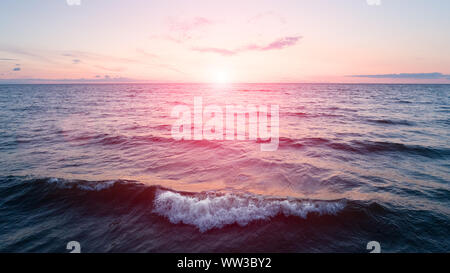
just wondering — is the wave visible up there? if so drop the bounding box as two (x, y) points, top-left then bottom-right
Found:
(276, 137), (331, 150)
(367, 119), (415, 126)
(46, 177), (120, 191)
(153, 190), (345, 232)
(60, 129), (447, 160)
(275, 136), (448, 159)
(62, 131), (231, 149)
(239, 89), (274, 92)
(4, 175), (448, 253)
(284, 112), (342, 118)
(1, 176), (346, 233)
(328, 140), (449, 159)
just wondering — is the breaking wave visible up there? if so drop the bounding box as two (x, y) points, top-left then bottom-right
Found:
(153, 189), (345, 232)
(3, 176), (346, 233)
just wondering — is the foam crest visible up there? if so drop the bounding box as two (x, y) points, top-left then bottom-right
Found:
(46, 177), (118, 191)
(153, 190), (345, 232)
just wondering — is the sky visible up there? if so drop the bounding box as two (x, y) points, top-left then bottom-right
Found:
(0, 0), (450, 83)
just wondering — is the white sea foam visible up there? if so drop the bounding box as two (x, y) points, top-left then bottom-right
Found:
(46, 177), (118, 191)
(77, 180), (117, 191)
(153, 190), (345, 232)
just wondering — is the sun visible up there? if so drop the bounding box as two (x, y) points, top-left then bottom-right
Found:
(213, 70), (229, 84)
(204, 67), (233, 84)
(214, 71), (228, 84)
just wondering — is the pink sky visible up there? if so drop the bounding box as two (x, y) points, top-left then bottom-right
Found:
(0, 0), (450, 83)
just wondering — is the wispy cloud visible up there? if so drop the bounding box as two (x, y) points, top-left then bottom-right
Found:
(0, 45), (57, 64)
(136, 49), (158, 59)
(190, 47), (236, 56)
(136, 49), (186, 75)
(94, 65), (124, 72)
(191, 36), (302, 56)
(168, 16), (213, 34)
(0, 76), (136, 84)
(157, 16), (214, 43)
(1, 47), (137, 66)
(0, 45), (186, 79)
(255, 36), (301, 50)
(155, 63), (187, 75)
(62, 50), (139, 64)
(348, 72), (450, 79)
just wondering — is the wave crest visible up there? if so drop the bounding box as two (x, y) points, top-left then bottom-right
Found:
(153, 190), (345, 232)
(46, 177), (119, 191)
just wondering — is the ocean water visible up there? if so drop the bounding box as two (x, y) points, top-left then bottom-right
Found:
(0, 83), (449, 253)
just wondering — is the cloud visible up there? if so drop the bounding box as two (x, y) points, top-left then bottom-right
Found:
(190, 47), (236, 56)
(0, 45), (57, 64)
(159, 16), (214, 43)
(191, 36), (302, 56)
(0, 45), (189, 79)
(12, 67), (21, 71)
(1, 48), (138, 69)
(348, 72), (450, 79)
(196, 36), (302, 56)
(257, 36), (301, 50)
(94, 65), (124, 72)
(62, 50), (138, 64)
(0, 76), (136, 84)
(155, 63), (187, 75)
(168, 16), (212, 33)
(136, 49), (158, 59)
(135, 49), (186, 75)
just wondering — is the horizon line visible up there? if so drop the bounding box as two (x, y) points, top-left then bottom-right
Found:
(1, 82), (450, 85)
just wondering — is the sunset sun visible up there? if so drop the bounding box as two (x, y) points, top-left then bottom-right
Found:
(212, 70), (230, 84)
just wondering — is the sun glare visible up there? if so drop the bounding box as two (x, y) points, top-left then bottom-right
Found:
(214, 70), (229, 84)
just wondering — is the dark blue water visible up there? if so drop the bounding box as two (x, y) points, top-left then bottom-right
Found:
(0, 83), (449, 252)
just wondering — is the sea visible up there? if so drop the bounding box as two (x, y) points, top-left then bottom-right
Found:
(0, 83), (448, 252)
